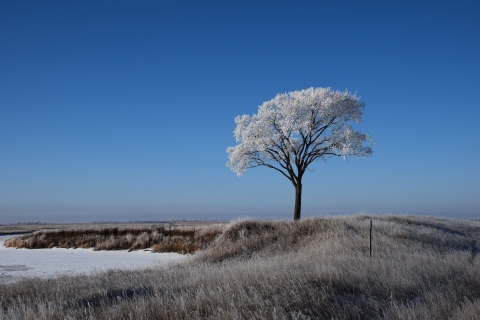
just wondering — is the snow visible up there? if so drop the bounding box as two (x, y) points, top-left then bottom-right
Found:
(227, 87), (373, 177)
(0, 235), (187, 284)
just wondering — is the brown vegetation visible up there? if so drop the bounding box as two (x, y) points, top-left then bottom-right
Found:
(1, 214), (480, 319)
(4, 224), (224, 254)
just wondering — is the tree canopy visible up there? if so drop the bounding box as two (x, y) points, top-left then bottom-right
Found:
(227, 87), (373, 220)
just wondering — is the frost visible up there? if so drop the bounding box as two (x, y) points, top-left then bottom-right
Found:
(226, 87), (374, 219)
(0, 235), (185, 283)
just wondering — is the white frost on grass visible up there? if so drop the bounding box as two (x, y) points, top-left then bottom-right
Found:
(0, 235), (186, 283)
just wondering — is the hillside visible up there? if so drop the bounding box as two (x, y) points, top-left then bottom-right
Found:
(1, 214), (479, 319)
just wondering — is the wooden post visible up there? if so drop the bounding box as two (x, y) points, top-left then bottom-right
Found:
(370, 220), (372, 257)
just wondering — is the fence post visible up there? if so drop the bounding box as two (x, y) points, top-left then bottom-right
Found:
(370, 220), (372, 258)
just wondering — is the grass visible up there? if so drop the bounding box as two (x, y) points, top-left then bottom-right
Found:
(1, 214), (480, 319)
(4, 224), (224, 254)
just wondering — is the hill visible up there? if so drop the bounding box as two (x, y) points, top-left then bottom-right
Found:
(1, 214), (479, 319)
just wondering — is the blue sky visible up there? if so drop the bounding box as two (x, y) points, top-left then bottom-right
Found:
(1, 0), (479, 223)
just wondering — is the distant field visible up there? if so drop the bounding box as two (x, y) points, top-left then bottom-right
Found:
(0, 220), (227, 236)
(1, 215), (479, 319)
(4, 222), (226, 254)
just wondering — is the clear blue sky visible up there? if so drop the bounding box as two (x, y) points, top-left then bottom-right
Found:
(1, 0), (479, 223)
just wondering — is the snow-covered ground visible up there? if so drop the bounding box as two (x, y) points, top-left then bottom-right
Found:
(0, 235), (186, 284)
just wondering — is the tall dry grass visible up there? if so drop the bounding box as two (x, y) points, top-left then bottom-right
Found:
(4, 224), (224, 254)
(1, 214), (479, 319)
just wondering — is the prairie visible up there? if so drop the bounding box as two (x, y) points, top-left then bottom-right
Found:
(4, 223), (225, 254)
(1, 214), (479, 319)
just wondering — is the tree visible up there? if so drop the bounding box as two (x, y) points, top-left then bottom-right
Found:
(226, 87), (373, 220)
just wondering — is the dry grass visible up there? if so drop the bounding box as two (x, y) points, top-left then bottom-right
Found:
(4, 224), (224, 254)
(1, 214), (480, 319)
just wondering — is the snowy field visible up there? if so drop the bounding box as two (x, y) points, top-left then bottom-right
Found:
(0, 235), (186, 284)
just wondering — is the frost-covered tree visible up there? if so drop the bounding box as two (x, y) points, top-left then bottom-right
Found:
(227, 87), (373, 220)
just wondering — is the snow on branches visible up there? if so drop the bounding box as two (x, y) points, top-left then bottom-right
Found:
(226, 87), (373, 180)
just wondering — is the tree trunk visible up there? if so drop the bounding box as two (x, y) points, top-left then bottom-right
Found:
(293, 182), (302, 220)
